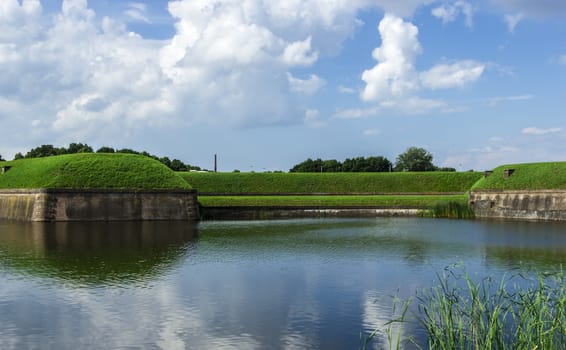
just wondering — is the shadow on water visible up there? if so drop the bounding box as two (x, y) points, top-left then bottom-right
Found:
(0, 221), (199, 287)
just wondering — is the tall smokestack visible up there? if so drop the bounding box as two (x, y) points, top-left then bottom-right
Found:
(214, 154), (217, 173)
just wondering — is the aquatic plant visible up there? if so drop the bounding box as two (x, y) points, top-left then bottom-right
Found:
(362, 267), (566, 349)
(427, 201), (474, 219)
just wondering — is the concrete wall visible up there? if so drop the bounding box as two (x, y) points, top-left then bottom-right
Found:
(0, 189), (199, 222)
(470, 190), (566, 221)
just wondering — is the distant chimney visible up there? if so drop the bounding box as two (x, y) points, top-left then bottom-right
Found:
(503, 169), (515, 179)
(214, 154), (217, 173)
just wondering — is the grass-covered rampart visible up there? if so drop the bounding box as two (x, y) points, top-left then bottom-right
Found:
(181, 172), (483, 194)
(198, 194), (468, 208)
(0, 153), (191, 190)
(472, 162), (566, 191)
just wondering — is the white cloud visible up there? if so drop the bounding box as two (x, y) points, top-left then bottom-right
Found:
(363, 128), (381, 136)
(360, 14), (483, 115)
(334, 107), (380, 119)
(282, 36), (319, 66)
(338, 85), (356, 94)
(431, 1), (475, 27)
(361, 14), (422, 102)
(304, 109), (326, 128)
(487, 94), (533, 106)
(522, 127), (562, 135)
(3, 0), (404, 152)
(560, 55), (566, 65)
(124, 3), (150, 23)
(287, 73), (326, 95)
(420, 60), (485, 89)
(503, 13), (524, 33)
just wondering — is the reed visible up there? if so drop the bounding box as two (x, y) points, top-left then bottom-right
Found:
(362, 267), (566, 349)
(427, 201), (474, 219)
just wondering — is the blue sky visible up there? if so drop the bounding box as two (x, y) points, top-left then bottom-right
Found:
(1, 0), (565, 171)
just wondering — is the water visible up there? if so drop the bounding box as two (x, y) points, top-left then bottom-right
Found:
(0, 218), (565, 349)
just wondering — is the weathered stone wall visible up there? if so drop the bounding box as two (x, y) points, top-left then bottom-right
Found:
(470, 190), (566, 221)
(201, 206), (423, 220)
(0, 189), (199, 222)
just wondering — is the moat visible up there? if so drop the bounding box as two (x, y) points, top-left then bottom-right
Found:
(0, 218), (565, 349)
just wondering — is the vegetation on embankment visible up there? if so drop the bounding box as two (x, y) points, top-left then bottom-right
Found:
(472, 162), (566, 191)
(181, 172), (483, 194)
(0, 153), (191, 190)
(197, 194), (468, 208)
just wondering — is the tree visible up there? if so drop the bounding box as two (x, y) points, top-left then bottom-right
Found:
(0, 154), (4, 161)
(395, 147), (435, 172)
(14, 152), (24, 160)
(366, 156), (392, 172)
(290, 158), (324, 172)
(96, 146), (115, 153)
(25, 144), (65, 158)
(67, 142), (93, 154)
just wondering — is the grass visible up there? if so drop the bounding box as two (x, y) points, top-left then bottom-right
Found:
(427, 201), (475, 219)
(197, 194), (469, 208)
(473, 162), (566, 191)
(0, 153), (191, 190)
(181, 172), (483, 194)
(361, 267), (566, 350)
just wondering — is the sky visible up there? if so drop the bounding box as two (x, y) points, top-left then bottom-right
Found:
(1, 0), (565, 172)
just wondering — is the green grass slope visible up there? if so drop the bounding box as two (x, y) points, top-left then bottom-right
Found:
(181, 172), (482, 194)
(472, 162), (566, 191)
(0, 153), (191, 190)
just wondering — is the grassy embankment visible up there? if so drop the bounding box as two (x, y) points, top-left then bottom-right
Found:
(181, 172), (483, 215)
(472, 162), (566, 191)
(0, 153), (191, 190)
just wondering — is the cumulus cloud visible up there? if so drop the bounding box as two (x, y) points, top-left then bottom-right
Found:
(431, 1), (475, 27)
(361, 14), (422, 102)
(503, 13), (524, 33)
(360, 14), (483, 114)
(420, 60), (485, 89)
(522, 127), (562, 135)
(287, 73), (326, 95)
(2, 0), (403, 151)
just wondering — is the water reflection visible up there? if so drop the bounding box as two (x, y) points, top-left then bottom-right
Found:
(0, 218), (565, 349)
(0, 221), (198, 287)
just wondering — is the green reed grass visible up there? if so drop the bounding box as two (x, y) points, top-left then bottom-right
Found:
(361, 266), (565, 350)
(426, 201), (475, 219)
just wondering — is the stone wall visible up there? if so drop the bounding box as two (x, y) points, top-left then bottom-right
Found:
(469, 190), (566, 221)
(201, 206), (423, 220)
(0, 189), (199, 222)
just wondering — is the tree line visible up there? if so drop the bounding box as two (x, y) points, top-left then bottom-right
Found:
(290, 147), (456, 172)
(4, 143), (203, 172)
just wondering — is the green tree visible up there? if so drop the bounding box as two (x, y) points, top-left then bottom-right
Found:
(366, 156), (392, 172)
(395, 147), (435, 172)
(290, 158), (324, 172)
(96, 146), (116, 153)
(14, 152), (24, 160)
(25, 144), (65, 158)
(0, 154), (4, 161)
(67, 143), (93, 154)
